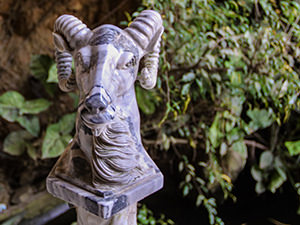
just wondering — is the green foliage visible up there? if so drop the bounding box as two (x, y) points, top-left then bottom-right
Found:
(42, 113), (76, 158)
(246, 108), (274, 133)
(30, 55), (53, 81)
(1, 55), (76, 160)
(30, 54), (74, 86)
(0, 91), (51, 136)
(131, 0), (300, 223)
(136, 86), (158, 115)
(47, 63), (59, 83)
(285, 140), (300, 156)
(30, 54), (64, 96)
(137, 204), (174, 225)
(251, 152), (287, 194)
(3, 131), (35, 159)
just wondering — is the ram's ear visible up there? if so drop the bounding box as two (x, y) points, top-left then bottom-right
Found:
(146, 27), (164, 53)
(53, 32), (70, 52)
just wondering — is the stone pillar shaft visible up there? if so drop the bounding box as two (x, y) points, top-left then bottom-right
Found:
(77, 203), (137, 225)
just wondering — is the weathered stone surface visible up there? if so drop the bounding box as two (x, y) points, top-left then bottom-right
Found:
(46, 9), (164, 223)
(47, 143), (163, 219)
(77, 203), (137, 225)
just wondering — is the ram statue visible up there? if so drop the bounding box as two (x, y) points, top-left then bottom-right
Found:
(47, 10), (164, 223)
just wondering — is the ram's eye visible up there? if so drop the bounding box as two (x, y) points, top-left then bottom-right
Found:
(75, 52), (89, 73)
(117, 52), (136, 69)
(125, 57), (136, 67)
(75, 52), (83, 66)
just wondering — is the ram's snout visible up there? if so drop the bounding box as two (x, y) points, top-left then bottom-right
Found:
(84, 87), (112, 113)
(80, 86), (115, 129)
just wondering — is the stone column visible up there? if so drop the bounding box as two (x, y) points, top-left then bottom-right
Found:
(77, 203), (137, 225)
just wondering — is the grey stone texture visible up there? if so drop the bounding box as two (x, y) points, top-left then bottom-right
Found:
(46, 9), (164, 224)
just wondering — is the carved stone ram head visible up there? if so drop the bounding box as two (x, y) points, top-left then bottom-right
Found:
(53, 10), (163, 187)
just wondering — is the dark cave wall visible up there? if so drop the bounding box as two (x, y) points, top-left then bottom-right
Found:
(0, 0), (139, 93)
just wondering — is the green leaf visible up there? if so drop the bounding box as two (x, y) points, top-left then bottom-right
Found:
(26, 143), (38, 160)
(196, 195), (205, 206)
(58, 113), (76, 135)
(182, 72), (195, 82)
(178, 161), (184, 172)
(208, 114), (223, 148)
(47, 63), (59, 83)
(42, 113), (75, 159)
(61, 134), (72, 145)
(3, 131), (33, 156)
(255, 182), (266, 194)
(259, 151), (273, 169)
(136, 86), (156, 115)
(30, 55), (53, 81)
(229, 95), (245, 116)
(185, 174), (192, 182)
(162, 133), (170, 150)
(0, 105), (18, 122)
(226, 128), (242, 145)
(247, 108), (273, 132)
(0, 91), (24, 108)
(42, 123), (62, 158)
(181, 83), (191, 96)
(16, 116), (40, 137)
(231, 140), (247, 159)
(183, 185), (189, 196)
(285, 140), (300, 156)
(20, 99), (51, 115)
(149, 216), (155, 225)
(268, 168), (287, 193)
(0, 92), (48, 136)
(251, 165), (263, 182)
(220, 142), (227, 156)
(68, 93), (79, 108)
(208, 213), (215, 225)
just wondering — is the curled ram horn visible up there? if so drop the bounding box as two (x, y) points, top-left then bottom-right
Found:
(139, 35), (162, 89)
(53, 15), (93, 92)
(124, 10), (164, 89)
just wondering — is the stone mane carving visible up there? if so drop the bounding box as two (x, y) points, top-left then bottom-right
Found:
(52, 10), (163, 187)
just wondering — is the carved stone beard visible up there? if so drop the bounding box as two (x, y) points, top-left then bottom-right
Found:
(91, 118), (142, 187)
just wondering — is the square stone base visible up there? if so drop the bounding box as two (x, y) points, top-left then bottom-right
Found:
(46, 145), (163, 219)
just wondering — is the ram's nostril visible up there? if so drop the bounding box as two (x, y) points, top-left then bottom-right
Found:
(85, 93), (108, 112)
(98, 105), (106, 111)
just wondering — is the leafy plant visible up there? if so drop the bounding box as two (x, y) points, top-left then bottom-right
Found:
(3, 130), (37, 160)
(136, 86), (161, 115)
(42, 113), (76, 158)
(137, 204), (174, 225)
(30, 54), (74, 85)
(251, 151), (287, 194)
(30, 55), (58, 97)
(130, 0), (300, 223)
(1, 54), (76, 160)
(30, 55), (53, 81)
(0, 91), (51, 136)
(285, 140), (300, 156)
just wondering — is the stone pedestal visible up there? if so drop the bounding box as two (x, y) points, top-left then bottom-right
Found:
(77, 203), (137, 225)
(46, 144), (163, 220)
